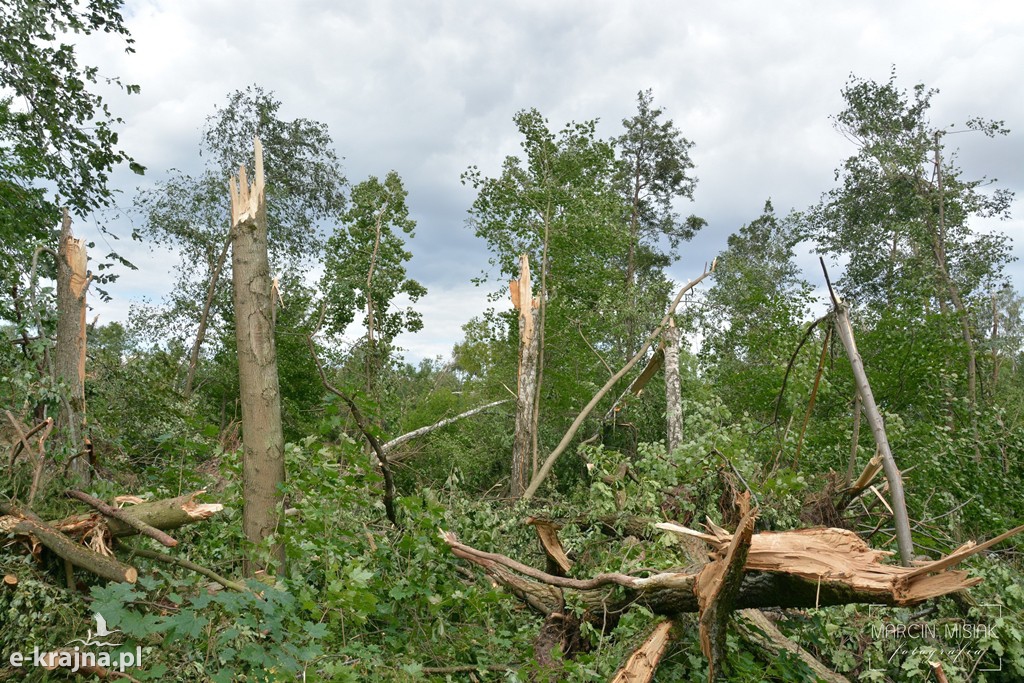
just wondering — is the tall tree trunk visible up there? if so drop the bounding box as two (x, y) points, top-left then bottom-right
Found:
(511, 254), (540, 498)
(663, 318), (683, 453)
(183, 233), (231, 398)
(832, 300), (913, 566)
(55, 209), (90, 484)
(229, 138), (285, 575)
(931, 132), (980, 459)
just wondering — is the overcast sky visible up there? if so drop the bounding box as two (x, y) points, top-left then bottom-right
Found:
(73, 0), (1024, 362)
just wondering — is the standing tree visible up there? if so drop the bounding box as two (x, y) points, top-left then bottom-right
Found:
(135, 86), (346, 397)
(464, 109), (626, 495)
(812, 70), (1014, 443)
(0, 0), (142, 481)
(614, 90), (705, 350)
(320, 171), (426, 389)
(229, 139), (285, 575)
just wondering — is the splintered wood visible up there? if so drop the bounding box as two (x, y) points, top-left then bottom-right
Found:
(654, 520), (1018, 605)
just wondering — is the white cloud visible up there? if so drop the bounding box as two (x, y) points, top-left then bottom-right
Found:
(57, 0), (1024, 359)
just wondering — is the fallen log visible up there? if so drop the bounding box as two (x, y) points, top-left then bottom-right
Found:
(8, 516), (137, 583)
(736, 609), (850, 683)
(67, 490), (179, 547)
(443, 522), (1024, 619)
(1, 492), (224, 583)
(611, 620), (674, 683)
(51, 490), (224, 540)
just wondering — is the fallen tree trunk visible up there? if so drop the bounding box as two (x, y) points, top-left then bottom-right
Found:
(51, 490), (224, 540)
(0, 492), (224, 584)
(442, 522), (1024, 619)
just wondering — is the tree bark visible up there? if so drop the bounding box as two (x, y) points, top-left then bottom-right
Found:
(664, 318), (683, 453)
(383, 399), (510, 460)
(54, 209), (91, 484)
(229, 138), (286, 575)
(511, 254), (540, 498)
(831, 300), (914, 565)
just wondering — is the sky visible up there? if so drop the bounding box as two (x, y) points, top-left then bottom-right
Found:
(71, 0), (1024, 363)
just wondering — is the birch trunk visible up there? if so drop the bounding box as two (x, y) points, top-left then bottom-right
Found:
(663, 318), (683, 453)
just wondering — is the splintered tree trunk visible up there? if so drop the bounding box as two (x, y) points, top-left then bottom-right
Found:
(54, 209), (90, 484)
(229, 138), (286, 575)
(663, 318), (683, 453)
(511, 254), (540, 498)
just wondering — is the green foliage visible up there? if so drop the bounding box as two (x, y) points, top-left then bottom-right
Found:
(320, 171), (426, 346)
(0, 0), (143, 215)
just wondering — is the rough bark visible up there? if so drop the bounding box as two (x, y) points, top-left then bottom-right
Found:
(511, 254), (540, 498)
(831, 298), (914, 566)
(736, 610), (850, 683)
(663, 318), (683, 453)
(229, 137), (285, 575)
(54, 209), (91, 484)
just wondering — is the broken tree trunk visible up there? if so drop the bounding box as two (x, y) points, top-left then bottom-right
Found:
(446, 516), (1023, 680)
(511, 254), (540, 499)
(1, 493), (223, 584)
(54, 209), (91, 484)
(442, 522), (1023, 620)
(50, 490), (224, 540)
(383, 399), (510, 461)
(229, 137), (286, 575)
(831, 299), (914, 566)
(664, 318), (683, 454)
(523, 262), (715, 501)
(611, 620), (674, 683)
(736, 610), (850, 683)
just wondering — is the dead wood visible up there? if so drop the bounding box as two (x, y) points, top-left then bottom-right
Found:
(824, 260), (913, 565)
(736, 609), (850, 683)
(611, 620), (674, 683)
(52, 490), (224, 541)
(125, 546), (248, 593)
(697, 506), (756, 681)
(526, 516), (572, 576)
(383, 399), (510, 461)
(10, 516), (137, 583)
(67, 490), (178, 547)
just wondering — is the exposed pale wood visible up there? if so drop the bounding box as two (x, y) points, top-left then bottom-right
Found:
(511, 253), (540, 498)
(526, 517), (572, 575)
(67, 490), (178, 547)
(55, 209), (91, 484)
(52, 490), (223, 539)
(737, 609), (850, 683)
(230, 137), (286, 574)
(524, 263), (715, 500)
(697, 508), (756, 681)
(610, 620), (674, 683)
(3, 574), (17, 586)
